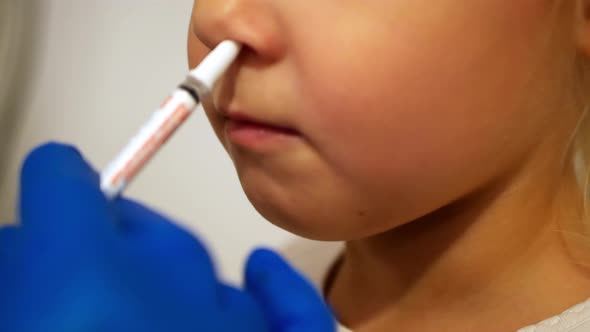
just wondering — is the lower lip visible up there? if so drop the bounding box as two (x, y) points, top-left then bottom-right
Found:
(225, 119), (301, 150)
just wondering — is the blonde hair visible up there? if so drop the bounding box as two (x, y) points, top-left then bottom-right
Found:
(547, 0), (590, 233)
(572, 7), (590, 213)
(575, 108), (590, 212)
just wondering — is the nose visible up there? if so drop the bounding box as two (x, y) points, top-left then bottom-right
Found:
(190, 0), (286, 62)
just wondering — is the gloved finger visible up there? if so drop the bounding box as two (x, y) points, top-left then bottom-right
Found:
(18, 142), (116, 245)
(245, 248), (336, 332)
(113, 198), (218, 301)
(218, 283), (269, 331)
(0, 225), (21, 262)
(0, 226), (21, 330)
(0, 224), (20, 243)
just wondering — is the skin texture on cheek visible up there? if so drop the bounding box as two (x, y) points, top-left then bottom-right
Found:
(188, 0), (573, 240)
(286, 0), (568, 230)
(187, 1), (590, 329)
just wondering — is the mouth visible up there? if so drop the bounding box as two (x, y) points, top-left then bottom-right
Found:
(221, 111), (302, 151)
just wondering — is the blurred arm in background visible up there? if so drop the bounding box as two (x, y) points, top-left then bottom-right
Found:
(0, 0), (43, 223)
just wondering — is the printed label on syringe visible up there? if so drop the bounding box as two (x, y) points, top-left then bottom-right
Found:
(99, 40), (240, 199)
(100, 89), (197, 197)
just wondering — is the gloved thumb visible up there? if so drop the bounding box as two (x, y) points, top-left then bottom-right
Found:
(245, 248), (336, 332)
(19, 142), (115, 245)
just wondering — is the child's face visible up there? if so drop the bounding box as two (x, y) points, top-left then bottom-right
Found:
(188, 1), (577, 240)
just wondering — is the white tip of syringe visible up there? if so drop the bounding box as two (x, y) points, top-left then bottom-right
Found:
(188, 40), (242, 95)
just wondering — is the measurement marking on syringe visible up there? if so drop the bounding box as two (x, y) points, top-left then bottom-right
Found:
(109, 103), (191, 186)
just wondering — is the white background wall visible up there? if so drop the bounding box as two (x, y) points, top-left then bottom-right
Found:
(0, 0), (301, 283)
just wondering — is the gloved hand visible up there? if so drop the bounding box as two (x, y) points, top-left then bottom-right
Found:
(0, 142), (335, 332)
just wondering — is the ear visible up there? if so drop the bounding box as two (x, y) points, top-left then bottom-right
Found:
(576, 0), (590, 57)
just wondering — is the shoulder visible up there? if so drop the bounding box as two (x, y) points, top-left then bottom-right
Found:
(278, 240), (590, 332)
(518, 298), (590, 332)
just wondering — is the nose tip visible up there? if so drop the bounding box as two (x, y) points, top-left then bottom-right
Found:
(187, 40), (242, 95)
(190, 1), (285, 62)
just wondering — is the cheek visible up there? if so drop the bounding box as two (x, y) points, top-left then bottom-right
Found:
(294, 0), (556, 212)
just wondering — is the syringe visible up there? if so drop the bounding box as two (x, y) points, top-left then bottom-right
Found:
(100, 40), (241, 199)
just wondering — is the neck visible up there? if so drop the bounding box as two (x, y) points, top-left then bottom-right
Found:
(329, 142), (590, 331)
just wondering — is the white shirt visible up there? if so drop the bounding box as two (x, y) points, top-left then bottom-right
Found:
(280, 239), (590, 332)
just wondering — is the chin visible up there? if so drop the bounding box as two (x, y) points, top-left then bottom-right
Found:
(239, 194), (325, 241)
(233, 160), (399, 241)
(245, 194), (325, 240)
(240, 184), (382, 241)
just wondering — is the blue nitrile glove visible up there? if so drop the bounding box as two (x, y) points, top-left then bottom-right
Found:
(0, 142), (335, 332)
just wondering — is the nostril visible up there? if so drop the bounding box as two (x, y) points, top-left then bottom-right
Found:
(238, 45), (257, 61)
(189, 2), (286, 63)
(236, 44), (278, 69)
